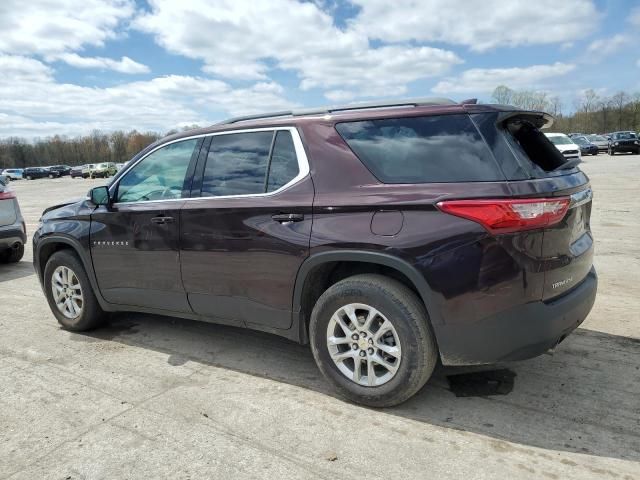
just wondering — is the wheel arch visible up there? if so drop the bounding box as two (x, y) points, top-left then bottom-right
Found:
(36, 235), (108, 309)
(291, 250), (439, 344)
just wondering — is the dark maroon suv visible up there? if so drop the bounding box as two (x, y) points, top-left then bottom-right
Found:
(33, 98), (596, 406)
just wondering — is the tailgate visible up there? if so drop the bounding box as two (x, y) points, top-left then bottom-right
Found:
(542, 187), (593, 300)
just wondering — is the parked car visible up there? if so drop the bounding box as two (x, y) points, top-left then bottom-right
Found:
(585, 134), (609, 152)
(0, 176), (25, 263)
(2, 169), (23, 180)
(571, 136), (598, 156)
(33, 98), (597, 407)
(47, 165), (72, 178)
(81, 164), (95, 179)
(544, 133), (582, 160)
(82, 162), (117, 179)
(91, 162), (117, 178)
(23, 167), (50, 180)
(608, 131), (639, 155)
(70, 165), (85, 178)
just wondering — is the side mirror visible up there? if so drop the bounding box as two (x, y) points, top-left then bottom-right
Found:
(89, 186), (111, 206)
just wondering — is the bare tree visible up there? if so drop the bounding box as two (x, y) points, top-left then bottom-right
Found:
(611, 91), (629, 131)
(492, 85), (514, 104)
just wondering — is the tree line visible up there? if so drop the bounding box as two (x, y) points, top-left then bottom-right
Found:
(0, 130), (162, 170)
(492, 85), (640, 134)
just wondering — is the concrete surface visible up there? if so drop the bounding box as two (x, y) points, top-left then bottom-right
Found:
(1, 155), (639, 479)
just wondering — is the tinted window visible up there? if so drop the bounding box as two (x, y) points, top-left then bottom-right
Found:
(267, 131), (299, 192)
(201, 131), (273, 196)
(117, 139), (197, 203)
(335, 114), (502, 183)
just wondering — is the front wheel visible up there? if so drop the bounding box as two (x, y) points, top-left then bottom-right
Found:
(44, 250), (107, 331)
(310, 274), (438, 407)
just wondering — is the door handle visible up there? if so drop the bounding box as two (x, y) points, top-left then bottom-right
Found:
(151, 216), (174, 224)
(272, 213), (304, 223)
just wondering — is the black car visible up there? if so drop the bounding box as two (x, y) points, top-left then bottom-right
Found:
(23, 167), (50, 180)
(0, 177), (26, 263)
(33, 98), (596, 407)
(608, 131), (639, 155)
(47, 165), (72, 177)
(572, 136), (599, 156)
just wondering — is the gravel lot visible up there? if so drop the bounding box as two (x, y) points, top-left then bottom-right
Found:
(1, 154), (639, 479)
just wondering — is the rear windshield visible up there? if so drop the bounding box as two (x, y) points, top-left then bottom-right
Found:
(335, 114), (503, 183)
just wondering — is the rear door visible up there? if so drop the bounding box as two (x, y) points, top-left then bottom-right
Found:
(180, 127), (313, 330)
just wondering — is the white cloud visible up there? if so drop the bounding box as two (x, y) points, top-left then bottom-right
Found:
(0, 0), (134, 56)
(0, 54), (53, 82)
(134, 0), (462, 99)
(630, 7), (640, 26)
(432, 63), (576, 94)
(348, 0), (599, 51)
(52, 53), (150, 74)
(585, 34), (632, 60)
(0, 55), (295, 138)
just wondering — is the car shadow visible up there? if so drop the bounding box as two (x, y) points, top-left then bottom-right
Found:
(0, 260), (35, 283)
(76, 313), (640, 462)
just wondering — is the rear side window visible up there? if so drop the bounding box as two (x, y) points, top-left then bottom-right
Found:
(335, 114), (503, 183)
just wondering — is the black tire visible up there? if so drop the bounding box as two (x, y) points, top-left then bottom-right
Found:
(309, 274), (438, 407)
(0, 243), (24, 263)
(43, 250), (107, 331)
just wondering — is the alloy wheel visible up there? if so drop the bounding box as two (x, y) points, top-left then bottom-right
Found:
(51, 266), (84, 319)
(326, 303), (402, 387)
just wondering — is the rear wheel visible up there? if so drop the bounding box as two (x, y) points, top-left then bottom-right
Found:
(0, 243), (24, 263)
(44, 250), (106, 331)
(309, 274), (438, 407)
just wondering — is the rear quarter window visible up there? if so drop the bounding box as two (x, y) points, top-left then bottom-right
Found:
(335, 114), (504, 183)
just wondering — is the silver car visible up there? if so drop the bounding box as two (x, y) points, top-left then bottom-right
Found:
(0, 176), (26, 263)
(586, 134), (608, 153)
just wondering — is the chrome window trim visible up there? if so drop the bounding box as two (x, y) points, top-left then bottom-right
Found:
(110, 126), (310, 206)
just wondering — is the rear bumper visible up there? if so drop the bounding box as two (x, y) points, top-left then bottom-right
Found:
(0, 222), (26, 249)
(436, 268), (597, 365)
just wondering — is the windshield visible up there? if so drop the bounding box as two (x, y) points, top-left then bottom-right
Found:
(614, 132), (637, 140)
(547, 135), (574, 146)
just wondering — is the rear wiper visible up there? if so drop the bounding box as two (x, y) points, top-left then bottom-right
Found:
(554, 158), (581, 171)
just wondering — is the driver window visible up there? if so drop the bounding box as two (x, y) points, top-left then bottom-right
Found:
(117, 139), (197, 203)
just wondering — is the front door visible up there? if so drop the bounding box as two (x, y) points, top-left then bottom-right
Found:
(180, 128), (313, 330)
(90, 137), (202, 312)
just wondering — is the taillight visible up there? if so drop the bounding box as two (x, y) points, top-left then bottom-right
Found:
(0, 191), (16, 200)
(437, 197), (570, 234)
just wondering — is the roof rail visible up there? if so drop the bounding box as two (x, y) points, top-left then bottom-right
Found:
(216, 97), (457, 125)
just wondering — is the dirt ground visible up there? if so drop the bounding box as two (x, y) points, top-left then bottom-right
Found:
(1, 154), (638, 479)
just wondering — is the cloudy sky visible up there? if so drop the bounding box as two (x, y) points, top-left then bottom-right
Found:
(1, 0), (639, 138)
